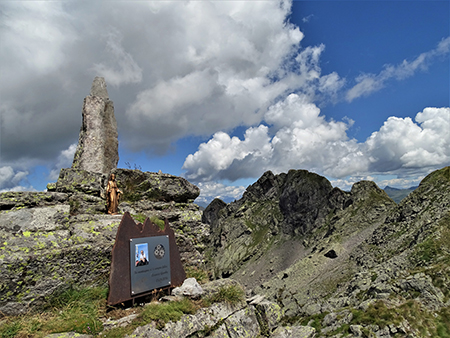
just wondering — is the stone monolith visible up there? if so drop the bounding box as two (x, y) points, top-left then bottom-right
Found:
(72, 77), (119, 175)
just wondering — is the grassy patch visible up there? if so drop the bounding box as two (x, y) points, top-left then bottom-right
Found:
(185, 266), (209, 284)
(0, 321), (21, 338)
(0, 286), (107, 337)
(348, 300), (450, 337)
(351, 300), (401, 328)
(150, 216), (165, 230)
(298, 312), (327, 334)
(132, 214), (165, 230)
(138, 298), (197, 329)
(133, 213), (147, 224)
(204, 284), (245, 306)
(412, 212), (450, 264)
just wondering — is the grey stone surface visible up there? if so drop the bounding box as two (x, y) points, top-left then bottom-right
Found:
(172, 277), (204, 298)
(0, 204), (120, 316)
(271, 325), (316, 338)
(90, 76), (109, 99)
(112, 168), (200, 203)
(225, 307), (260, 338)
(204, 167), (450, 337)
(55, 168), (106, 196)
(72, 77), (119, 175)
(202, 197), (227, 225)
(2, 165), (450, 338)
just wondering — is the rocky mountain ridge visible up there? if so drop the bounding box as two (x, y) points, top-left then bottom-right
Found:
(202, 166), (450, 337)
(1, 166), (449, 337)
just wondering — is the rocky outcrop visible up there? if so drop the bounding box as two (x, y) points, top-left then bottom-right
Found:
(48, 168), (201, 216)
(202, 198), (227, 225)
(0, 167), (206, 317)
(204, 167), (450, 337)
(112, 168), (200, 204)
(3, 165), (450, 337)
(0, 206), (119, 316)
(205, 169), (358, 279)
(71, 77), (119, 175)
(128, 278), (314, 338)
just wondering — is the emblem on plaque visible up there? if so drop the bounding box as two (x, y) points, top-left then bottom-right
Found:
(154, 244), (165, 259)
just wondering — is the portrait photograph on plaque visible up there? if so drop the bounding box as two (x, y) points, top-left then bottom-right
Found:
(130, 236), (171, 295)
(135, 243), (149, 267)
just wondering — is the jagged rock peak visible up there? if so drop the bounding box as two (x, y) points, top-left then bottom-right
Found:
(90, 76), (109, 99)
(71, 77), (119, 175)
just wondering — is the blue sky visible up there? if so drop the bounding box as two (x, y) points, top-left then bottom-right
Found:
(0, 0), (449, 206)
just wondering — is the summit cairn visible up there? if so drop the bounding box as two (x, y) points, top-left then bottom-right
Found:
(72, 77), (119, 175)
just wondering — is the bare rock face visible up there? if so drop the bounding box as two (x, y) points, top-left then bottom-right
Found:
(72, 77), (119, 175)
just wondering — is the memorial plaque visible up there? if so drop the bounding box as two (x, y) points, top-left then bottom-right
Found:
(107, 212), (186, 305)
(130, 236), (171, 295)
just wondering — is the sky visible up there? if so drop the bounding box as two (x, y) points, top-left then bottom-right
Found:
(0, 0), (449, 206)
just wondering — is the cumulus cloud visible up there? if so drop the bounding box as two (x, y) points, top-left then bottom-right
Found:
(184, 105), (450, 185)
(1, 0), (448, 200)
(49, 143), (77, 181)
(0, 166), (30, 192)
(1, 0), (320, 160)
(366, 107), (450, 171)
(184, 93), (356, 181)
(346, 37), (450, 102)
(123, 0), (311, 152)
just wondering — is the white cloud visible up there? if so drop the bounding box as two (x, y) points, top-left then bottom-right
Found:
(91, 29), (143, 87)
(346, 37), (450, 102)
(366, 107), (450, 171)
(195, 182), (246, 204)
(302, 14), (314, 23)
(0, 166), (30, 191)
(0, 0), (448, 200)
(49, 143), (77, 181)
(121, 0), (328, 152)
(184, 93), (354, 181)
(183, 125), (273, 182)
(184, 105), (450, 186)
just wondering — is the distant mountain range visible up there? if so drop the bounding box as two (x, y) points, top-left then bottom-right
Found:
(383, 185), (418, 203)
(197, 185), (418, 209)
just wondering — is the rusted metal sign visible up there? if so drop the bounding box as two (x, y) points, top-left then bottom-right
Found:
(107, 212), (186, 305)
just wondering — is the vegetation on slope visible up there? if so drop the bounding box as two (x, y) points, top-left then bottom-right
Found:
(0, 281), (245, 338)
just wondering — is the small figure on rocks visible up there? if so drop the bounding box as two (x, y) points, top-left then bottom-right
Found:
(106, 173), (122, 215)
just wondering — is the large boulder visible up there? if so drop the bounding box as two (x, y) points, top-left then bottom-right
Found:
(0, 201), (120, 316)
(112, 169), (200, 203)
(54, 168), (106, 196)
(71, 77), (119, 175)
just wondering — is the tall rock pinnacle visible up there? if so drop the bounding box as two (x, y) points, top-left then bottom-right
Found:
(72, 77), (119, 175)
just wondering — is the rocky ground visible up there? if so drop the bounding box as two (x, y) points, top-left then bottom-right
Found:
(1, 166), (450, 337)
(0, 168), (207, 317)
(203, 166), (450, 337)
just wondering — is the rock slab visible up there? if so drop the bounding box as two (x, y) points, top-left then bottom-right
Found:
(72, 77), (119, 175)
